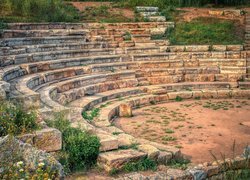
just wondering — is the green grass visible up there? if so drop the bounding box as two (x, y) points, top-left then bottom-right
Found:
(167, 159), (190, 170)
(169, 17), (243, 45)
(82, 108), (100, 122)
(122, 158), (157, 172)
(0, 0), (79, 22)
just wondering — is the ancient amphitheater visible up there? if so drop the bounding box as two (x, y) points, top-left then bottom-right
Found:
(0, 7), (250, 179)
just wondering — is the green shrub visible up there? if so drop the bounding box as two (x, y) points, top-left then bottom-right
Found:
(62, 128), (100, 172)
(0, 101), (38, 136)
(47, 114), (100, 173)
(122, 158), (157, 172)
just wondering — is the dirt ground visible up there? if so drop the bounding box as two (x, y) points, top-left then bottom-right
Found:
(70, 2), (246, 24)
(115, 99), (250, 164)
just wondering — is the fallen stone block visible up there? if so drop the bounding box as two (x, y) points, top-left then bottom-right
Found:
(34, 128), (62, 152)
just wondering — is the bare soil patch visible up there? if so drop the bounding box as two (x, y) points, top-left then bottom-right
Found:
(115, 99), (250, 164)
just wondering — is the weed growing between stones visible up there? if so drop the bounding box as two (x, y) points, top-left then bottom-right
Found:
(175, 96), (183, 102)
(121, 158), (157, 173)
(0, 100), (38, 136)
(47, 113), (100, 174)
(167, 159), (190, 170)
(82, 108), (100, 122)
(209, 141), (250, 179)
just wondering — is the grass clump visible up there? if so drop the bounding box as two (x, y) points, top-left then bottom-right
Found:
(167, 159), (190, 170)
(0, 100), (38, 136)
(122, 158), (157, 172)
(46, 113), (100, 173)
(82, 108), (100, 122)
(0, 0), (79, 22)
(169, 17), (243, 45)
(175, 96), (183, 102)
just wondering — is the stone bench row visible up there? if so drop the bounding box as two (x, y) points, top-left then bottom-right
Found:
(37, 71), (136, 109)
(1, 46), (168, 66)
(165, 45), (243, 52)
(0, 44), (243, 58)
(7, 22), (174, 30)
(1, 57), (245, 82)
(95, 88), (250, 127)
(1, 60), (246, 100)
(4, 60), (245, 96)
(1, 51), (246, 67)
(0, 36), (87, 47)
(1, 29), (89, 38)
(0, 42), (108, 56)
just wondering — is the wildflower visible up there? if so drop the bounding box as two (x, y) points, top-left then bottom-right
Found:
(19, 168), (24, 172)
(38, 162), (45, 167)
(16, 161), (24, 167)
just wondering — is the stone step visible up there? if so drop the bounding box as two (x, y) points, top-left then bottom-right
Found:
(1, 29), (89, 38)
(136, 6), (159, 12)
(7, 22), (174, 30)
(0, 36), (87, 47)
(0, 42), (108, 56)
(7, 23), (85, 30)
(147, 16), (166, 22)
(98, 149), (147, 172)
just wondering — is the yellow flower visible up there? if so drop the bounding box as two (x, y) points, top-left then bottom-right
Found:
(38, 162), (45, 167)
(16, 161), (24, 167)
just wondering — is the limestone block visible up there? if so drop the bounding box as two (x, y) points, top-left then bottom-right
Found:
(226, 45), (243, 51)
(136, 6), (159, 12)
(138, 144), (160, 160)
(148, 16), (166, 22)
(185, 45), (210, 52)
(98, 149), (147, 172)
(167, 46), (185, 52)
(117, 133), (138, 147)
(217, 90), (232, 98)
(34, 128), (62, 152)
(168, 91), (193, 100)
(212, 45), (227, 51)
(208, 10), (224, 16)
(98, 133), (119, 152)
(150, 27), (167, 35)
(157, 151), (173, 164)
(201, 90), (218, 99)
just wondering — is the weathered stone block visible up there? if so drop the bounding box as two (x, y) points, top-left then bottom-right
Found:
(119, 104), (133, 117)
(34, 128), (62, 152)
(138, 144), (160, 160)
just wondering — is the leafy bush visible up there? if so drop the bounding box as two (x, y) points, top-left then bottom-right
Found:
(0, 0), (79, 22)
(62, 128), (100, 172)
(47, 114), (100, 173)
(0, 101), (38, 136)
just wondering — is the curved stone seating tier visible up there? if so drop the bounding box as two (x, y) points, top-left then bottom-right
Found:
(7, 22), (174, 30)
(0, 36), (88, 47)
(38, 71), (137, 109)
(1, 29), (89, 38)
(0, 22), (249, 175)
(0, 50), (246, 68)
(0, 42), (108, 56)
